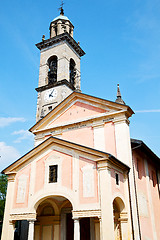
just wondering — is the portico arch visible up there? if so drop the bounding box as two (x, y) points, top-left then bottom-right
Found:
(29, 189), (75, 213)
(113, 197), (128, 240)
(33, 195), (75, 240)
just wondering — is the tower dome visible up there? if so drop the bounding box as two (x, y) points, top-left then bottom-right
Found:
(50, 8), (74, 38)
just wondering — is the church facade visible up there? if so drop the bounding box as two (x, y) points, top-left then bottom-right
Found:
(1, 8), (160, 240)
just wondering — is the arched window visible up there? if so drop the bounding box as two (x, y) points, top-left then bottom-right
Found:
(48, 56), (58, 84)
(69, 58), (76, 85)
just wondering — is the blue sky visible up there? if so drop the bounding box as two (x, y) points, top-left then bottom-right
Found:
(0, 0), (160, 171)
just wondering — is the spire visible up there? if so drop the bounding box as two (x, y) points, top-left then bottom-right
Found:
(115, 84), (125, 104)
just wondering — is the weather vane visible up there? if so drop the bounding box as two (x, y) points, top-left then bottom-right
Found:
(58, 0), (64, 15)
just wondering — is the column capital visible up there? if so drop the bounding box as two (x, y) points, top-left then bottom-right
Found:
(113, 116), (130, 126)
(97, 161), (111, 172)
(9, 220), (16, 225)
(73, 217), (80, 221)
(7, 173), (16, 182)
(28, 219), (36, 223)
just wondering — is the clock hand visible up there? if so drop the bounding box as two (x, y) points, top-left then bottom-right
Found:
(49, 89), (54, 97)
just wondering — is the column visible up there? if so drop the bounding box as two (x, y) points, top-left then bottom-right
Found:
(74, 218), (80, 240)
(28, 220), (35, 240)
(98, 161), (114, 240)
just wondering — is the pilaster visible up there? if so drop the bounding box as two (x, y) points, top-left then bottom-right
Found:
(97, 161), (114, 240)
(1, 174), (16, 240)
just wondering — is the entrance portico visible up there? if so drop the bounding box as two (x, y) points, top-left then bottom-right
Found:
(31, 196), (100, 240)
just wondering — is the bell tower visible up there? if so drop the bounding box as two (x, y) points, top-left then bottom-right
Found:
(36, 7), (85, 121)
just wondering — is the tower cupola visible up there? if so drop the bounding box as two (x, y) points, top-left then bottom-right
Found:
(50, 8), (74, 38)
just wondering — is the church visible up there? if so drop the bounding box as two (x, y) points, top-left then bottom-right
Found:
(1, 7), (160, 240)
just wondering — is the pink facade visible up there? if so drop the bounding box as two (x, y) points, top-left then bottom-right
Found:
(62, 126), (94, 148)
(132, 145), (160, 240)
(13, 164), (31, 209)
(49, 101), (107, 127)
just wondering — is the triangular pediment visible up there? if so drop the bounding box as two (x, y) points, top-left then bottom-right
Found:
(2, 137), (107, 175)
(30, 92), (133, 134)
(3, 137), (129, 175)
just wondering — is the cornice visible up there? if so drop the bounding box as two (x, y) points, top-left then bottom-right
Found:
(35, 79), (75, 92)
(31, 110), (126, 135)
(10, 213), (36, 221)
(36, 32), (85, 57)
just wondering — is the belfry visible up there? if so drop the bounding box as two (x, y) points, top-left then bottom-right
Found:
(1, 6), (160, 240)
(35, 8), (85, 121)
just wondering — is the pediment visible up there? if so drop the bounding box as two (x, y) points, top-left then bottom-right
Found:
(30, 92), (133, 134)
(3, 137), (129, 175)
(2, 137), (109, 175)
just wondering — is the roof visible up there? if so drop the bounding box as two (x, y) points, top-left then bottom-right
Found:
(131, 138), (160, 164)
(52, 15), (70, 22)
(2, 136), (130, 175)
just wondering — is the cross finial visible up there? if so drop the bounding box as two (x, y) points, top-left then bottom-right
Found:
(59, 0), (64, 15)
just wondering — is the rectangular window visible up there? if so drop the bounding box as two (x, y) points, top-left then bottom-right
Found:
(115, 173), (119, 185)
(49, 165), (58, 183)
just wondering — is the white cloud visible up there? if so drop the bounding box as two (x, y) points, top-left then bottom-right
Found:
(12, 129), (34, 143)
(0, 142), (20, 172)
(135, 109), (160, 113)
(0, 117), (25, 127)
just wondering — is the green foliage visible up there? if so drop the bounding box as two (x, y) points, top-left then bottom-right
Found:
(0, 174), (7, 223)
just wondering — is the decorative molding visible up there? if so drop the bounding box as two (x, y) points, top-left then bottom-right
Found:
(113, 116), (130, 126)
(36, 32), (85, 57)
(119, 212), (128, 222)
(7, 173), (16, 181)
(10, 213), (36, 221)
(97, 161), (111, 171)
(72, 209), (101, 218)
(92, 121), (104, 128)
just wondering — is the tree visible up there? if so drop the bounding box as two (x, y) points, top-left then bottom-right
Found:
(0, 174), (7, 236)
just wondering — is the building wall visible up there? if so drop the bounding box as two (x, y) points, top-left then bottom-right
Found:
(132, 150), (160, 240)
(11, 147), (100, 213)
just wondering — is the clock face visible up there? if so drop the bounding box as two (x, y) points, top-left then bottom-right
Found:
(44, 88), (58, 102)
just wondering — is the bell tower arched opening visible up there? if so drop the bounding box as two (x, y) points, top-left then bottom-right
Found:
(69, 58), (76, 86)
(48, 56), (58, 85)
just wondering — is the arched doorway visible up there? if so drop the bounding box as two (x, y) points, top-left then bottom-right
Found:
(34, 196), (73, 240)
